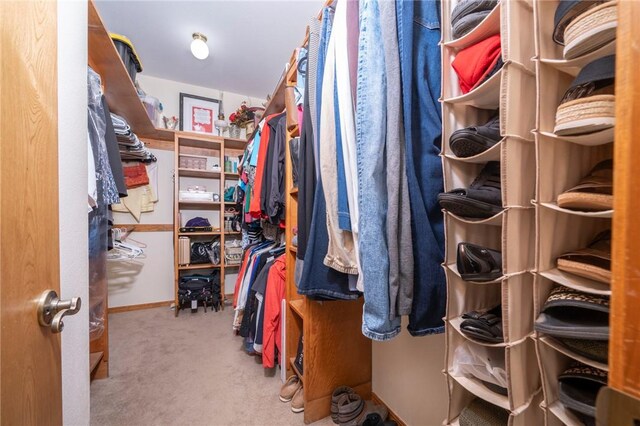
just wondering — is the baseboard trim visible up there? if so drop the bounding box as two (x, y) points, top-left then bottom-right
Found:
(372, 392), (407, 426)
(109, 300), (173, 314)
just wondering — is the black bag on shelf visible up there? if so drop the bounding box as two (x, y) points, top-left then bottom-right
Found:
(190, 240), (215, 264)
(178, 272), (221, 312)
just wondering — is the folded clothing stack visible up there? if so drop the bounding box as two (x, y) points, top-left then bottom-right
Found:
(452, 34), (503, 94)
(451, 0), (499, 40)
(110, 113), (156, 163)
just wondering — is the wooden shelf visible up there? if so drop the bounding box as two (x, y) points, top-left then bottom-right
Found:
(289, 245), (298, 254)
(290, 357), (304, 383)
(178, 231), (221, 236)
(290, 299), (305, 319)
(290, 187), (298, 195)
(88, 0), (173, 142)
(225, 172), (240, 177)
(224, 263), (241, 268)
(224, 137), (249, 150)
(178, 168), (221, 179)
(178, 263), (221, 271)
(177, 131), (223, 149)
(178, 200), (222, 209)
(90, 351), (104, 375)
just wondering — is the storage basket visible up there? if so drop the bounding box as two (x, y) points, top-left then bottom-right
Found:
(110, 33), (143, 83)
(224, 240), (243, 266)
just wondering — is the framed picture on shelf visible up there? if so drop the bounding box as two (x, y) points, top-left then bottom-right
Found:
(179, 93), (220, 134)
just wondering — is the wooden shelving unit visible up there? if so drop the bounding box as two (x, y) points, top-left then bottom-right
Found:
(173, 131), (247, 316)
(87, 0), (172, 381)
(282, 50), (372, 424)
(88, 0), (174, 142)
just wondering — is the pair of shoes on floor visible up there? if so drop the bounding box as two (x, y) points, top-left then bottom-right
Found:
(331, 387), (396, 426)
(280, 375), (304, 413)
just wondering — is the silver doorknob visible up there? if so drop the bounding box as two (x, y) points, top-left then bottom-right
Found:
(37, 290), (81, 333)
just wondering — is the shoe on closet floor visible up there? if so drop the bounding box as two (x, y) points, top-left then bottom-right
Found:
(450, 115), (501, 158)
(336, 393), (365, 424)
(362, 412), (397, 426)
(331, 386), (356, 423)
(438, 161), (503, 219)
(554, 55), (615, 136)
(279, 375), (301, 403)
(291, 385), (304, 413)
(340, 400), (388, 426)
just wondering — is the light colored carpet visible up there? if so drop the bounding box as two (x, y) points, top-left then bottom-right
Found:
(90, 306), (331, 426)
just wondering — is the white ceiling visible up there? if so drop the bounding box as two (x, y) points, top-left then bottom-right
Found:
(95, 1), (321, 98)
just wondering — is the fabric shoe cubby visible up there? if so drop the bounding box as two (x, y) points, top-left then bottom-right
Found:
(533, 0), (616, 75)
(535, 61), (614, 146)
(532, 1), (616, 423)
(536, 133), (613, 212)
(446, 325), (540, 412)
(446, 374), (543, 426)
(535, 331), (607, 426)
(445, 267), (534, 345)
(535, 189), (611, 294)
(533, 275), (610, 371)
(442, 0), (541, 423)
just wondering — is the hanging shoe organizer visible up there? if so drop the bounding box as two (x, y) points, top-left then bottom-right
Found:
(533, 1), (615, 425)
(442, 0), (543, 423)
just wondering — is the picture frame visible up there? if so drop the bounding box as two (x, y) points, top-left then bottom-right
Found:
(179, 93), (220, 134)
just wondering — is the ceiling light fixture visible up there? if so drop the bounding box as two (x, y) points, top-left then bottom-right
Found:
(191, 32), (209, 60)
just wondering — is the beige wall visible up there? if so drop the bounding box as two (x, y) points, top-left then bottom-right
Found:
(373, 319), (448, 426)
(107, 76), (264, 308)
(59, 0), (90, 423)
(137, 74), (266, 138)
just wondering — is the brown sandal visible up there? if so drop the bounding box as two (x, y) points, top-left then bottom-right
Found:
(557, 230), (611, 284)
(557, 159), (612, 211)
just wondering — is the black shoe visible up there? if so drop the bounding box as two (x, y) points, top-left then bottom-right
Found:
(438, 161), (503, 219)
(457, 242), (502, 281)
(450, 115), (501, 158)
